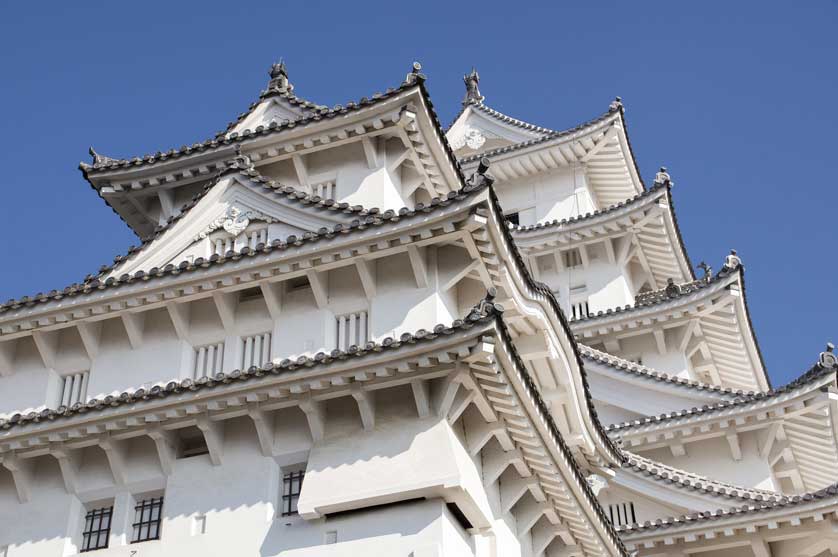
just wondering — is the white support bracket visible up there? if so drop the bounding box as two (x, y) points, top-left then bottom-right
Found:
(99, 436), (129, 485)
(197, 416), (225, 466)
(147, 427), (180, 476)
(351, 385), (376, 431)
(120, 312), (145, 350)
(1, 453), (31, 502)
(299, 398), (325, 442)
(248, 406), (276, 457)
(51, 444), (80, 493)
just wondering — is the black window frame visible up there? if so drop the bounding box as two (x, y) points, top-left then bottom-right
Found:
(131, 496), (164, 544)
(81, 505), (113, 552)
(281, 470), (305, 516)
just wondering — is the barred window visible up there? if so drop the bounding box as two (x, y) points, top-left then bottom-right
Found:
(608, 501), (637, 526)
(81, 505), (113, 552)
(131, 497), (164, 543)
(282, 471), (305, 516)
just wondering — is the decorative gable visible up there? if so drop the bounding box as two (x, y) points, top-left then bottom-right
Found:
(108, 171), (361, 278)
(447, 104), (546, 157)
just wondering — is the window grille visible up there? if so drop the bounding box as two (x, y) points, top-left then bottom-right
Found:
(335, 311), (368, 351)
(571, 301), (590, 320)
(244, 227), (268, 249)
(60, 372), (89, 407)
(608, 501), (636, 526)
(131, 497), (164, 543)
(194, 342), (224, 379)
(562, 249), (583, 268)
(312, 180), (336, 199)
(212, 236), (236, 256)
(81, 505), (113, 552)
(240, 333), (272, 370)
(282, 471), (305, 516)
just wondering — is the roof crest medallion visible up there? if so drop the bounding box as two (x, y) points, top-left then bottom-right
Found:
(195, 204), (277, 241)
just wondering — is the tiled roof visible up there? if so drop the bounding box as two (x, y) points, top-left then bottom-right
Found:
(623, 452), (783, 502)
(80, 75), (420, 174)
(0, 299), (503, 430)
(459, 103), (621, 165)
(606, 358), (836, 433)
(454, 100), (558, 136)
(513, 184), (667, 233)
(0, 296), (630, 556)
(103, 155), (375, 275)
(0, 173), (483, 315)
(6, 68), (468, 315)
(570, 267), (734, 325)
(616, 482), (838, 535)
(579, 345), (749, 398)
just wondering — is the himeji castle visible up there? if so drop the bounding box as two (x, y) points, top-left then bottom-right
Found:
(0, 61), (836, 557)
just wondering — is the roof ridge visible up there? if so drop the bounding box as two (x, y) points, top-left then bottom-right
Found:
(458, 104), (621, 165)
(468, 100), (558, 136)
(0, 301), (504, 430)
(1, 162), (487, 316)
(512, 183), (667, 233)
(81, 74), (420, 174)
(623, 451), (783, 502)
(617, 482), (838, 535)
(570, 267), (736, 325)
(606, 359), (834, 433)
(101, 157), (376, 278)
(579, 344), (747, 397)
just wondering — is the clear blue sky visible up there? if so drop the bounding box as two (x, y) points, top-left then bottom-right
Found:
(0, 1), (834, 386)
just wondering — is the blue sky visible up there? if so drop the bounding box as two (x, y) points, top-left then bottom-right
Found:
(0, 1), (834, 385)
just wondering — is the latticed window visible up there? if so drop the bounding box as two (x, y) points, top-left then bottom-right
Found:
(60, 372), (89, 407)
(131, 497), (163, 543)
(240, 332), (272, 369)
(608, 501), (636, 526)
(571, 300), (590, 320)
(194, 342), (224, 379)
(281, 471), (305, 516)
(81, 505), (113, 552)
(335, 311), (368, 351)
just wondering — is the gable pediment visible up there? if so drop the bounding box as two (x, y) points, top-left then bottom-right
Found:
(447, 105), (549, 157)
(230, 97), (308, 137)
(109, 172), (359, 278)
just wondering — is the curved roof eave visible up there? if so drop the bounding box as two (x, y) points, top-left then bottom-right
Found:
(580, 344), (746, 399)
(459, 106), (646, 197)
(605, 356), (835, 434)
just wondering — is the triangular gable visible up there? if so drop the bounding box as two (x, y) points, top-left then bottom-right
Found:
(228, 96), (309, 137)
(447, 103), (550, 157)
(108, 171), (361, 278)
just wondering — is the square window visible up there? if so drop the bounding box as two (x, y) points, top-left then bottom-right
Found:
(81, 505), (113, 552)
(131, 497), (164, 543)
(281, 470), (305, 516)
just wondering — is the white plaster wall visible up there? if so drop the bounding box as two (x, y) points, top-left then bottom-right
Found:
(495, 166), (597, 226)
(640, 433), (778, 491)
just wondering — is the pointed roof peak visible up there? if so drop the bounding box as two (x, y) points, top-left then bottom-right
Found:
(267, 59), (293, 93)
(463, 67), (484, 105)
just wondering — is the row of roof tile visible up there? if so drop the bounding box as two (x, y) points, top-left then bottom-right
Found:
(579, 345), (748, 398)
(616, 482), (838, 534)
(606, 356), (836, 433)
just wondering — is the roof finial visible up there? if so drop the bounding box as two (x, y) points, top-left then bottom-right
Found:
(268, 59), (293, 93)
(819, 343), (837, 369)
(88, 146), (116, 168)
(653, 166), (673, 187)
(464, 157), (494, 192)
(609, 96), (623, 112)
(697, 261), (713, 282)
(463, 67), (484, 105)
(405, 61), (425, 85)
(723, 249), (742, 272)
